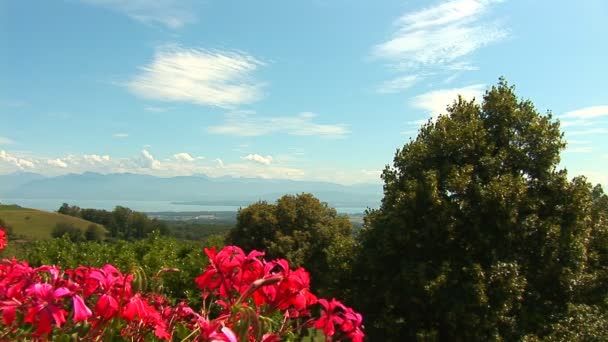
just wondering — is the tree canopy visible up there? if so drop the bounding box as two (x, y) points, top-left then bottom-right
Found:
(226, 193), (356, 297)
(353, 79), (608, 340)
(58, 203), (169, 240)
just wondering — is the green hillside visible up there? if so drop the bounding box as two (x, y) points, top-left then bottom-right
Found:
(0, 204), (103, 240)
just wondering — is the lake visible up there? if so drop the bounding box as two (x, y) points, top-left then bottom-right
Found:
(0, 198), (370, 214)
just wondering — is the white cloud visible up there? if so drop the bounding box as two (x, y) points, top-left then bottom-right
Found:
(128, 46), (264, 108)
(564, 146), (593, 154)
(145, 106), (171, 112)
(562, 105), (608, 119)
(567, 128), (608, 136)
(567, 140), (591, 145)
(373, 0), (505, 91)
(560, 120), (593, 128)
(141, 149), (161, 169)
(243, 154), (273, 165)
(208, 111), (350, 138)
(48, 158), (68, 168)
(411, 84), (485, 118)
(0, 137), (14, 145)
(113, 133), (129, 138)
(0, 150), (35, 169)
(173, 152), (195, 162)
(446, 61), (479, 71)
(84, 154), (111, 163)
(377, 75), (420, 93)
(361, 169), (382, 178)
(0, 150), (383, 185)
(80, 0), (196, 29)
(373, 0), (506, 68)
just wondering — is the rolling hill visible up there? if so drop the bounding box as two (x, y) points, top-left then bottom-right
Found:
(0, 204), (103, 240)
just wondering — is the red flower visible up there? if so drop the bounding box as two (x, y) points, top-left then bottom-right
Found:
(121, 294), (149, 321)
(95, 293), (119, 319)
(24, 283), (71, 336)
(315, 298), (345, 337)
(315, 298), (364, 342)
(195, 246), (247, 298)
(0, 298), (20, 325)
(253, 261), (317, 316)
(0, 228), (6, 250)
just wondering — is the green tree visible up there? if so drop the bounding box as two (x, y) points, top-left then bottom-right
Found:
(57, 203), (81, 217)
(354, 79), (607, 340)
(227, 193), (356, 297)
(51, 222), (84, 242)
(85, 224), (106, 241)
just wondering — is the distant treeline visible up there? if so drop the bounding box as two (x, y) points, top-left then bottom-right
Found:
(58, 203), (170, 240)
(57, 203), (233, 241)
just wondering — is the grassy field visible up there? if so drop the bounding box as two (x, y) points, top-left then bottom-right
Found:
(0, 204), (102, 240)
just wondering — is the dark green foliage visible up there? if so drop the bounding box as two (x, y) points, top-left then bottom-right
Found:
(84, 224), (106, 241)
(164, 221), (233, 240)
(227, 193), (356, 297)
(51, 222), (84, 242)
(58, 204), (169, 240)
(354, 79), (608, 340)
(19, 233), (213, 305)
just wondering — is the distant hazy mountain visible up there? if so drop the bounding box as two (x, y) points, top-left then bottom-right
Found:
(0, 172), (47, 194)
(1, 172), (382, 207)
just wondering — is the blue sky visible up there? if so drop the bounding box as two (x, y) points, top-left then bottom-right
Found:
(1, 0), (607, 185)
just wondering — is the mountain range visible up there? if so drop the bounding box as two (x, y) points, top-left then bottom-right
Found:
(0, 172), (383, 208)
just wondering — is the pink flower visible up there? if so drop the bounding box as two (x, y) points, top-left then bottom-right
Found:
(72, 294), (92, 321)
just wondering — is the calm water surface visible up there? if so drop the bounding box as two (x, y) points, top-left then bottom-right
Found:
(1, 198), (368, 214)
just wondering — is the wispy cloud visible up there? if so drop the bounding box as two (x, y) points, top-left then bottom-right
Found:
(128, 46), (265, 108)
(373, 0), (506, 90)
(374, 0), (506, 68)
(113, 133), (129, 138)
(562, 105), (608, 119)
(564, 146), (593, 154)
(144, 106), (171, 112)
(560, 105), (608, 158)
(208, 111), (350, 138)
(377, 75), (420, 93)
(80, 0), (197, 29)
(0, 137), (15, 145)
(411, 84), (485, 118)
(243, 154), (272, 165)
(560, 120), (593, 128)
(567, 128), (608, 136)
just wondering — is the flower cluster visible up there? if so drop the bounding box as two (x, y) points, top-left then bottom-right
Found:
(0, 229), (6, 251)
(0, 227), (363, 341)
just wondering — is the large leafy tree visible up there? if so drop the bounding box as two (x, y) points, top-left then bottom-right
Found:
(227, 193), (356, 297)
(354, 79), (608, 340)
